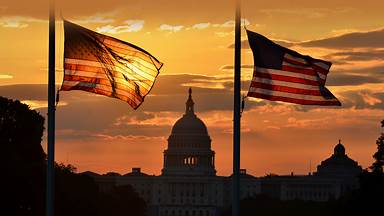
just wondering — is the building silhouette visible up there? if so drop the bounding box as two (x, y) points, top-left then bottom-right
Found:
(84, 89), (362, 216)
(259, 140), (362, 202)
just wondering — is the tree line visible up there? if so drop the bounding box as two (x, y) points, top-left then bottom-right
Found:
(0, 96), (146, 216)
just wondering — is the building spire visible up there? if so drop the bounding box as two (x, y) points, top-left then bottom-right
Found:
(185, 87), (195, 115)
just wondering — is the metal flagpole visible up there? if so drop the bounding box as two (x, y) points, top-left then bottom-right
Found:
(232, 0), (241, 216)
(46, 0), (56, 216)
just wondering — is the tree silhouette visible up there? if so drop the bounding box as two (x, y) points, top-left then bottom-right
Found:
(0, 96), (46, 216)
(0, 96), (147, 216)
(370, 120), (384, 173)
(55, 163), (99, 216)
(99, 185), (147, 216)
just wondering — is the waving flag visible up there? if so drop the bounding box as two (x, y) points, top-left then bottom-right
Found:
(246, 30), (341, 106)
(61, 20), (163, 109)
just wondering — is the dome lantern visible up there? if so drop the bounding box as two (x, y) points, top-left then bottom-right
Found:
(185, 87), (195, 115)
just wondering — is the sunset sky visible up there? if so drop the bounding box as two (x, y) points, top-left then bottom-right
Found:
(1, 0), (383, 176)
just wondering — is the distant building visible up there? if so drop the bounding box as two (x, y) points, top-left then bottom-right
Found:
(260, 140), (362, 201)
(83, 89), (362, 215)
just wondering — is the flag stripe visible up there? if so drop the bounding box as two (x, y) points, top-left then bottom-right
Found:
(283, 57), (308, 67)
(103, 38), (163, 68)
(254, 68), (320, 86)
(283, 56), (328, 75)
(64, 69), (151, 85)
(257, 67), (320, 82)
(65, 60), (155, 88)
(62, 80), (143, 103)
(282, 65), (326, 81)
(103, 48), (162, 73)
(284, 53), (307, 65)
(249, 87), (332, 101)
(284, 53), (330, 71)
(313, 61), (330, 71)
(250, 82), (322, 96)
(311, 64), (330, 75)
(65, 58), (158, 81)
(104, 40), (158, 64)
(63, 74), (147, 96)
(282, 61), (315, 71)
(64, 68), (153, 93)
(64, 66), (153, 91)
(103, 38), (163, 71)
(61, 80), (143, 103)
(61, 84), (139, 108)
(252, 77), (320, 90)
(247, 91), (341, 106)
(112, 54), (160, 73)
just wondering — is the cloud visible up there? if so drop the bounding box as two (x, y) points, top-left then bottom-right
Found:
(286, 116), (333, 129)
(114, 112), (180, 127)
(0, 74), (13, 79)
(228, 28), (384, 50)
(326, 73), (383, 86)
(215, 31), (234, 37)
(95, 134), (165, 142)
(0, 16), (42, 28)
(259, 8), (355, 19)
(159, 24), (184, 32)
(192, 22), (210, 29)
(220, 64), (254, 71)
(73, 13), (115, 24)
(20, 100), (68, 110)
(179, 74), (233, 89)
(96, 20), (144, 34)
(212, 19), (250, 37)
(300, 28), (384, 48)
(336, 88), (384, 110)
(359, 92), (382, 106)
(324, 64), (384, 87)
(325, 49), (384, 62)
(20, 100), (47, 109)
(0, 84), (47, 100)
(213, 18), (250, 28)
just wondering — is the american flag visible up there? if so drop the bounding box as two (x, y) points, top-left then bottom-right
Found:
(246, 30), (341, 106)
(61, 20), (163, 109)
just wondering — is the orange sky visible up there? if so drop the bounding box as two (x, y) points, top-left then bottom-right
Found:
(1, 0), (383, 176)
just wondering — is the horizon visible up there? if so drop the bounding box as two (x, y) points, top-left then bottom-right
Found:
(1, 0), (383, 177)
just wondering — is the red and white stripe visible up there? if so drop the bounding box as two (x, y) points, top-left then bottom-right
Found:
(62, 57), (158, 109)
(248, 53), (340, 105)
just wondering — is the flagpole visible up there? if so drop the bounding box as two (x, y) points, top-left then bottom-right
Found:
(232, 0), (241, 216)
(46, 0), (56, 216)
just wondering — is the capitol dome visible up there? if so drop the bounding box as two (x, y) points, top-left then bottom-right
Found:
(315, 140), (362, 178)
(334, 142), (346, 156)
(171, 89), (208, 135)
(162, 88), (216, 176)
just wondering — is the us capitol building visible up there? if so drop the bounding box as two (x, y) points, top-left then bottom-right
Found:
(84, 88), (363, 216)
